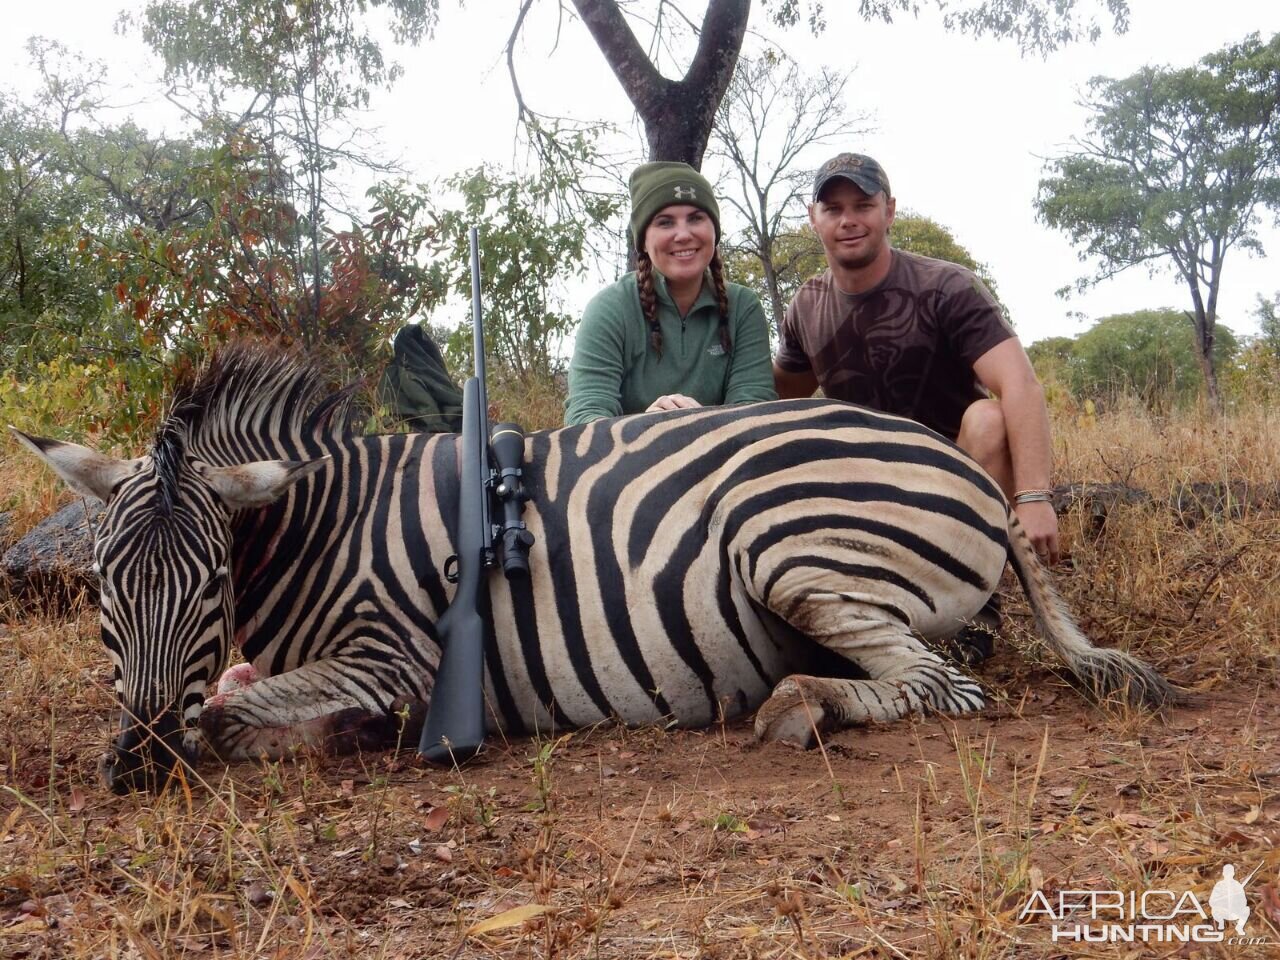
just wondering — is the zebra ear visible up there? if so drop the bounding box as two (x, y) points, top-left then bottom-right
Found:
(8, 427), (144, 503)
(197, 458), (330, 509)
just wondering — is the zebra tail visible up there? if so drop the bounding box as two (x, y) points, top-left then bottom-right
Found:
(1005, 511), (1184, 710)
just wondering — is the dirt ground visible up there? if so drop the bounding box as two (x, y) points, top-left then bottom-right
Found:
(3, 601), (1280, 959)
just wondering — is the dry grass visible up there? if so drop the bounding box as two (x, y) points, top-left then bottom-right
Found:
(0, 436), (70, 548)
(3, 402), (1280, 958)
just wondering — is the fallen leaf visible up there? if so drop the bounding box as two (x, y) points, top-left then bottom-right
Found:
(1115, 813), (1157, 828)
(67, 788), (86, 814)
(433, 845), (453, 863)
(423, 806), (450, 832)
(1244, 806), (1262, 825)
(467, 903), (555, 936)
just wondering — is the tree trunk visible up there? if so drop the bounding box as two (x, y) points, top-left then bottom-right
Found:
(759, 240), (784, 335)
(572, 0), (749, 169)
(1186, 283), (1221, 411)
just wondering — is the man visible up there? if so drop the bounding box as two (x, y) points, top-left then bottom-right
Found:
(774, 153), (1059, 651)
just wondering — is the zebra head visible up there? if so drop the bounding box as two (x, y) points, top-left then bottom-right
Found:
(11, 425), (324, 793)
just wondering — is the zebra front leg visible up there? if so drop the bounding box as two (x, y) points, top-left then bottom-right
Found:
(754, 619), (985, 748)
(200, 655), (426, 761)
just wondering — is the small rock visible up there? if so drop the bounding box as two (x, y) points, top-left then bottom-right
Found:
(378, 853), (401, 873)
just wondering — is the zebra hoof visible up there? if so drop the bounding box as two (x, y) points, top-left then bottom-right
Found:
(754, 676), (832, 749)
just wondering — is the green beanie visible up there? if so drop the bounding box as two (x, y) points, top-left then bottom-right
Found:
(628, 161), (721, 252)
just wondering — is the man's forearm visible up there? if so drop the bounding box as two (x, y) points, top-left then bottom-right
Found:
(998, 379), (1054, 494)
(773, 362), (819, 399)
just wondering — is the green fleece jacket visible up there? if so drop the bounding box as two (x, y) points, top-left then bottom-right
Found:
(564, 270), (777, 425)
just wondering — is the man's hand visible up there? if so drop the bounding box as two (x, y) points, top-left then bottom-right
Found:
(1016, 499), (1060, 565)
(646, 394), (701, 413)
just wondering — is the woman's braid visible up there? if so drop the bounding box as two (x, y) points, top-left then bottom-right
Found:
(637, 252), (663, 357)
(709, 250), (732, 355)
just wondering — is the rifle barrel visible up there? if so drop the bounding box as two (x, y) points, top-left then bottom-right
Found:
(469, 227), (488, 414)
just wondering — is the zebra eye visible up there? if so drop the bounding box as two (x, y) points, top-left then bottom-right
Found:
(202, 567), (230, 600)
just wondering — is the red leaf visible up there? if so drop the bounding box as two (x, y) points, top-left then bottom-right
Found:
(423, 806), (450, 833)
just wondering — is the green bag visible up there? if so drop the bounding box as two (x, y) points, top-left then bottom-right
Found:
(378, 325), (464, 433)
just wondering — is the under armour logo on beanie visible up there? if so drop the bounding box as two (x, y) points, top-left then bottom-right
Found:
(628, 161), (721, 250)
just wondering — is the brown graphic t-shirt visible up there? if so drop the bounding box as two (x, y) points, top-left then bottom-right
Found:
(776, 250), (1015, 441)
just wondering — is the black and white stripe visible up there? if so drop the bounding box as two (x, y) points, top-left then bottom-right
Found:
(16, 343), (1177, 775)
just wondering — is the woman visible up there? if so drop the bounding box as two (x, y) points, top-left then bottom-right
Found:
(564, 162), (776, 425)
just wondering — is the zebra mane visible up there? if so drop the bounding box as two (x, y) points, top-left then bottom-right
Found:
(152, 342), (354, 495)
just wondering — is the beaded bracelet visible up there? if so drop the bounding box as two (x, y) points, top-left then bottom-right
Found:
(1013, 489), (1054, 505)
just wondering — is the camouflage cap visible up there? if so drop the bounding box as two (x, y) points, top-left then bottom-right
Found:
(812, 153), (891, 201)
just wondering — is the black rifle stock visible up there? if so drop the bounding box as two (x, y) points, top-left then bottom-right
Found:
(418, 228), (494, 765)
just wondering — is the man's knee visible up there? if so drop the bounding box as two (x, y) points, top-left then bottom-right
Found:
(956, 399), (1013, 493)
(956, 399), (1008, 458)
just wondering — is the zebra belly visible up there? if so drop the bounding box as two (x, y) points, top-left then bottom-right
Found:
(487, 547), (789, 732)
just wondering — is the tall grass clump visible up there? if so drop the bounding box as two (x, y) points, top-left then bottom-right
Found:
(1049, 398), (1280, 685)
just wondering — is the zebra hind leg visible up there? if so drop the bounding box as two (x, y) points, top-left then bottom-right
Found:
(754, 620), (986, 749)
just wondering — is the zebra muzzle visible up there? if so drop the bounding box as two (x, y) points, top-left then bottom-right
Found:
(101, 709), (196, 794)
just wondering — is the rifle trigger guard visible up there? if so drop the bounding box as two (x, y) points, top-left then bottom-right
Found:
(443, 554), (460, 584)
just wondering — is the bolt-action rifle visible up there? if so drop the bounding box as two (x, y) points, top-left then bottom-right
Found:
(418, 227), (534, 765)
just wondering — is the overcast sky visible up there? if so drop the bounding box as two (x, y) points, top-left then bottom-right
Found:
(6, 0), (1279, 345)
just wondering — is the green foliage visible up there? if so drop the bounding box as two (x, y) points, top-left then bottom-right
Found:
(0, 348), (166, 450)
(118, 0), (445, 367)
(376, 158), (622, 385)
(129, 0), (438, 108)
(763, 0), (1130, 52)
(1222, 340), (1280, 406)
(722, 226), (824, 333)
(1042, 309), (1239, 411)
(1036, 31), (1280, 402)
(0, 95), (111, 353)
(1255, 292), (1280, 359)
(1220, 293), (1280, 403)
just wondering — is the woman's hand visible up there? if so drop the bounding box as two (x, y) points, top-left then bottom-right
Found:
(646, 394), (702, 413)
